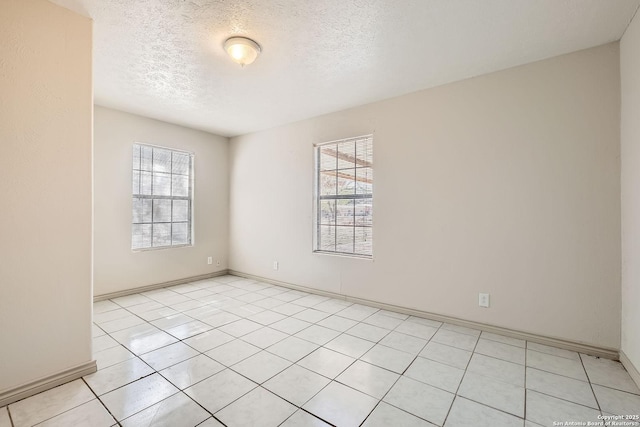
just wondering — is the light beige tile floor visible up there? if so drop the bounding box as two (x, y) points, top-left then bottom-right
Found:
(2, 275), (639, 426)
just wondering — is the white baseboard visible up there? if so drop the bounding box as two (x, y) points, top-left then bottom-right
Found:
(620, 350), (640, 389)
(0, 360), (97, 408)
(229, 270), (619, 360)
(94, 270), (229, 302)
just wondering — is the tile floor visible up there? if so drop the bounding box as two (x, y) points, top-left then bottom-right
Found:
(2, 275), (639, 427)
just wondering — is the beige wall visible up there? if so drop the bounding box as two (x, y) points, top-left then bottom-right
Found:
(621, 13), (640, 371)
(230, 43), (621, 349)
(0, 0), (93, 392)
(93, 106), (229, 296)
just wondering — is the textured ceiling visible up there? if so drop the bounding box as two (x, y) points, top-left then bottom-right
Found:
(51, 0), (640, 137)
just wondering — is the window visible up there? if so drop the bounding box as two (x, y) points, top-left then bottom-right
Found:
(131, 143), (193, 250)
(314, 135), (373, 257)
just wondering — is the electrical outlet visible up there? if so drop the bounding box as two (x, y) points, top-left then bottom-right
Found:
(479, 293), (490, 308)
(207, 257), (213, 265)
(273, 261), (279, 270)
(216, 260), (221, 266)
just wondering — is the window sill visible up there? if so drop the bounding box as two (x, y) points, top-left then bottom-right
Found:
(132, 243), (193, 253)
(313, 250), (373, 260)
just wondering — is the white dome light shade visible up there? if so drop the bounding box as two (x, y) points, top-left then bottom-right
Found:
(224, 37), (261, 66)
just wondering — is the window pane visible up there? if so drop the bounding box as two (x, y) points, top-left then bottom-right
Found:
(355, 198), (372, 226)
(318, 225), (335, 252)
(172, 222), (188, 245)
(336, 199), (354, 225)
(355, 227), (373, 256)
(132, 144), (193, 250)
(337, 169), (356, 195)
(141, 146), (153, 171)
(140, 171), (152, 195)
(152, 172), (171, 196)
(172, 152), (190, 175)
(153, 199), (171, 222)
(152, 223), (171, 247)
(132, 198), (152, 223)
(337, 141), (355, 169)
(315, 137), (373, 257)
(355, 138), (373, 166)
(172, 175), (189, 197)
(320, 171), (337, 196)
(173, 200), (189, 222)
(153, 148), (171, 173)
(320, 148), (336, 171)
(336, 226), (354, 253)
(132, 224), (152, 249)
(356, 167), (373, 194)
(132, 170), (140, 195)
(320, 200), (336, 225)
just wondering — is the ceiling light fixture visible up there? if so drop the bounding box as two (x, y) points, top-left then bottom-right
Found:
(224, 36), (261, 67)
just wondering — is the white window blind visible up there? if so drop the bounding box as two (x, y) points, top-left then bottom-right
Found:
(131, 143), (193, 250)
(314, 135), (373, 257)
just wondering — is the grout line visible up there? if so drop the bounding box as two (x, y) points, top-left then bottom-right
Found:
(523, 350), (596, 382)
(114, 284), (397, 367)
(87, 357), (216, 427)
(14, 381), (103, 426)
(357, 400), (382, 426)
(578, 353), (603, 414)
(6, 406), (14, 427)
(231, 271), (619, 360)
(198, 416), (227, 427)
(357, 323), (448, 425)
(90, 274), (622, 427)
(101, 279), (325, 424)
(148, 278), (379, 424)
(440, 327), (482, 426)
(450, 394), (528, 422)
(106, 277), (431, 425)
(80, 377), (120, 425)
(278, 407), (337, 427)
(523, 388), (602, 413)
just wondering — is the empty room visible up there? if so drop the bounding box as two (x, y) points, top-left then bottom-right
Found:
(1, 0), (640, 426)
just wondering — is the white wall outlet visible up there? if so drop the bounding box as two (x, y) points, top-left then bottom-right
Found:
(216, 260), (221, 266)
(479, 293), (490, 308)
(207, 256), (213, 265)
(273, 261), (279, 270)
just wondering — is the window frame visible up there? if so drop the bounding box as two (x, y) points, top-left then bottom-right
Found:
(313, 134), (374, 259)
(131, 142), (195, 252)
